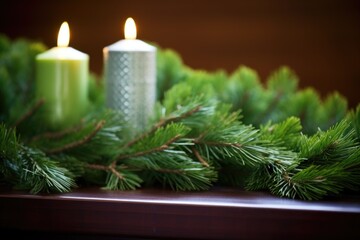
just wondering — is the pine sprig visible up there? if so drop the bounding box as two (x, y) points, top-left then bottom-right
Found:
(116, 123), (216, 191)
(17, 146), (76, 194)
(119, 123), (189, 157)
(31, 110), (125, 162)
(259, 67), (299, 124)
(259, 117), (303, 149)
(269, 164), (347, 200)
(45, 120), (106, 155)
(338, 148), (360, 191)
(127, 106), (200, 148)
(297, 120), (356, 163)
(11, 98), (45, 128)
(244, 147), (300, 192)
(134, 154), (217, 191)
(265, 119), (360, 200)
(0, 123), (18, 177)
(225, 66), (267, 123)
(0, 36), (46, 124)
(156, 81), (217, 131)
(156, 47), (189, 101)
(193, 121), (265, 167)
(0, 124), (75, 193)
(104, 167), (143, 191)
(348, 105), (360, 142)
(319, 92), (348, 131)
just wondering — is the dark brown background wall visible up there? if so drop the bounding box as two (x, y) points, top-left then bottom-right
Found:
(1, 0), (359, 107)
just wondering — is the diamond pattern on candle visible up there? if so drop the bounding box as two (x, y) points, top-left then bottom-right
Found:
(104, 51), (156, 132)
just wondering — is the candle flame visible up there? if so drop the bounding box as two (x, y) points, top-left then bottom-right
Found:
(124, 17), (137, 40)
(57, 21), (70, 47)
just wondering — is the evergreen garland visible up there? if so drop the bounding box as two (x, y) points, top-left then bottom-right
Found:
(0, 34), (359, 200)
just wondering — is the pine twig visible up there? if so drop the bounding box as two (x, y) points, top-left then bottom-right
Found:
(192, 147), (210, 167)
(86, 163), (124, 179)
(109, 166), (124, 180)
(124, 106), (202, 148)
(156, 168), (184, 174)
(258, 91), (283, 121)
(30, 121), (84, 142)
(12, 98), (45, 128)
(86, 163), (109, 171)
(46, 120), (105, 154)
(116, 134), (182, 161)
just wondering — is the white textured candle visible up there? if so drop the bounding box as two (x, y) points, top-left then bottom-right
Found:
(103, 18), (156, 133)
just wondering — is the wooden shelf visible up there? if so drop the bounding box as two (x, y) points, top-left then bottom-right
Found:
(1, 187), (360, 239)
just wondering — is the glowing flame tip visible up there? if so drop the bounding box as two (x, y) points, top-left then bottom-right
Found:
(124, 17), (137, 40)
(57, 21), (70, 47)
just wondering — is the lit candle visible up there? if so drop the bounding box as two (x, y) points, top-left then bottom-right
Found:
(103, 17), (156, 133)
(35, 21), (89, 129)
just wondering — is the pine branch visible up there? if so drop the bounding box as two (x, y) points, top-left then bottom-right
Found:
(259, 117), (303, 150)
(284, 88), (322, 134)
(109, 166), (124, 180)
(253, 67), (299, 124)
(132, 152), (217, 191)
(86, 162), (125, 179)
(244, 146), (299, 190)
(86, 163), (143, 190)
(298, 120), (356, 165)
(121, 152), (216, 191)
(319, 92), (347, 131)
(269, 164), (347, 200)
(104, 168), (142, 190)
(0, 123), (18, 177)
(257, 90), (284, 123)
(18, 146), (76, 194)
(262, 119), (360, 200)
(30, 110), (125, 163)
(52, 155), (85, 177)
(193, 124), (267, 167)
(45, 120), (105, 154)
(11, 98), (44, 128)
(30, 121), (84, 142)
(124, 106), (201, 148)
(156, 168), (184, 174)
(159, 81), (218, 132)
(117, 134), (182, 161)
(107, 123), (215, 191)
(192, 147), (210, 167)
(86, 163), (109, 171)
(225, 66), (268, 126)
(156, 48), (188, 101)
(0, 124), (75, 193)
(348, 105), (360, 142)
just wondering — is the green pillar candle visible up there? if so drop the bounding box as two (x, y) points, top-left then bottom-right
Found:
(35, 22), (89, 129)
